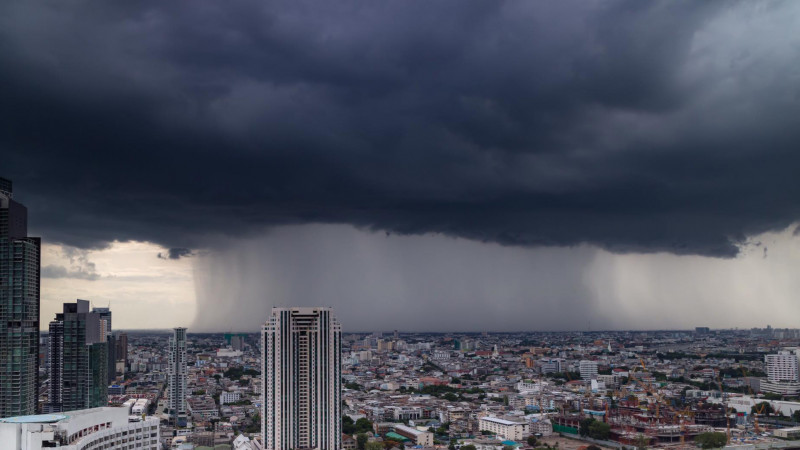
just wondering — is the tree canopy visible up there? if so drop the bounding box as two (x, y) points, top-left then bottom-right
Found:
(695, 432), (727, 449)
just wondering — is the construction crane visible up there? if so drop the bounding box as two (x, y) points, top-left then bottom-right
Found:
(716, 374), (731, 444)
(740, 364), (758, 434)
(754, 402), (766, 434)
(675, 407), (694, 448)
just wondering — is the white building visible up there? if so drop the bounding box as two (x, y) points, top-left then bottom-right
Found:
(262, 307), (342, 450)
(131, 398), (149, 415)
(579, 360), (598, 381)
(766, 351), (799, 382)
(221, 391), (242, 405)
(168, 327), (188, 424)
(538, 358), (563, 374)
(432, 350), (451, 361)
(0, 407), (159, 450)
(478, 416), (530, 441)
(761, 380), (800, 396)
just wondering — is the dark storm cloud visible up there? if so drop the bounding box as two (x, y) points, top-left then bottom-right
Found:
(2, 0), (799, 257)
(158, 248), (194, 260)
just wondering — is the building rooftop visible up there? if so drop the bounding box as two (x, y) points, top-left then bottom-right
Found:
(0, 414), (66, 423)
(480, 416), (525, 426)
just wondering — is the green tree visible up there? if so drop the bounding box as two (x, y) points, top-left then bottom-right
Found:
(461, 445), (477, 450)
(444, 392), (459, 402)
(527, 436), (538, 447)
(355, 418), (374, 433)
(245, 413), (260, 433)
(695, 432), (727, 449)
(448, 439), (457, 450)
(579, 418), (595, 437)
(343, 416), (355, 435)
(357, 433), (369, 450)
(503, 446), (515, 450)
(588, 421), (610, 440)
(793, 409), (800, 423)
(586, 446), (602, 450)
(365, 442), (384, 450)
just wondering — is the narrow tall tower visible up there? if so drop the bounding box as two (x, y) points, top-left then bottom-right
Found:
(0, 177), (41, 418)
(92, 306), (116, 383)
(168, 327), (188, 424)
(262, 307), (342, 450)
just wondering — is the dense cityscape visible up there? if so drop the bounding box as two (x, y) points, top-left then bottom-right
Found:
(3, 1), (800, 449)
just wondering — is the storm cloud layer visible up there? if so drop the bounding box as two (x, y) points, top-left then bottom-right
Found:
(3, 1), (800, 257)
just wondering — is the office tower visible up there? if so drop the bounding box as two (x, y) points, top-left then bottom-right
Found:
(262, 307), (342, 450)
(0, 177), (41, 418)
(45, 300), (108, 412)
(168, 327), (188, 424)
(92, 306), (116, 383)
(115, 332), (128, 373)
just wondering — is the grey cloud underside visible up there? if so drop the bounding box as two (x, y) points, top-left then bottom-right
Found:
(41, 264), (100, 281)
(2, 0), (800, 257)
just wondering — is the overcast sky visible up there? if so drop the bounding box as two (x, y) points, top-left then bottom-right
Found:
(3, 1), (800, 331)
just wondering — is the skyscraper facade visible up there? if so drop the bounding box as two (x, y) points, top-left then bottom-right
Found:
(92, 306), (116, 383)
(46, 300), (108, 412)
(0, 177), (41, 418)
(168, 327), (188, 424)
(262, 307), (342, 450)
(115, 331), (128, 374)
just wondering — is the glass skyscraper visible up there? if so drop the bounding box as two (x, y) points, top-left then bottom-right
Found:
(0, 177), (41, 418)
(262, 307), (342, 450)
(45, 299), (108, 412)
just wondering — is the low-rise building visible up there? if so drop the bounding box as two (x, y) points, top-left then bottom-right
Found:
(220, 391), (242, 405)
(774, 426), (800, 440)
(393, 424), (434, 446)
(187, 395), (219, 420)
(478, 416), (529, 441)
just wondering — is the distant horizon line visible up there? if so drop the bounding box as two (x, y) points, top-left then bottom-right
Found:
(36, 326), (788, 334)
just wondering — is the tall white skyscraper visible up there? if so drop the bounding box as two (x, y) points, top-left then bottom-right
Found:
(262, 307), (342, 450)
(168, 327), (188, 424)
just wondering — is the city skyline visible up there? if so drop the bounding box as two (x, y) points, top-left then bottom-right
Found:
(4, 1), (800, 448)
(2, 1), (800, 332)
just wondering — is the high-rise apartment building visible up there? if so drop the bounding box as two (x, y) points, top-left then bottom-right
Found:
(579, 360), (598, 381)
(262, 307), (342, 450)
(45, 300), (108, 412)
(766, 351), (799, 382)
(92, 306), (116, 383)
(0, 177), (41, 418)
(168, 327), (188, 424)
